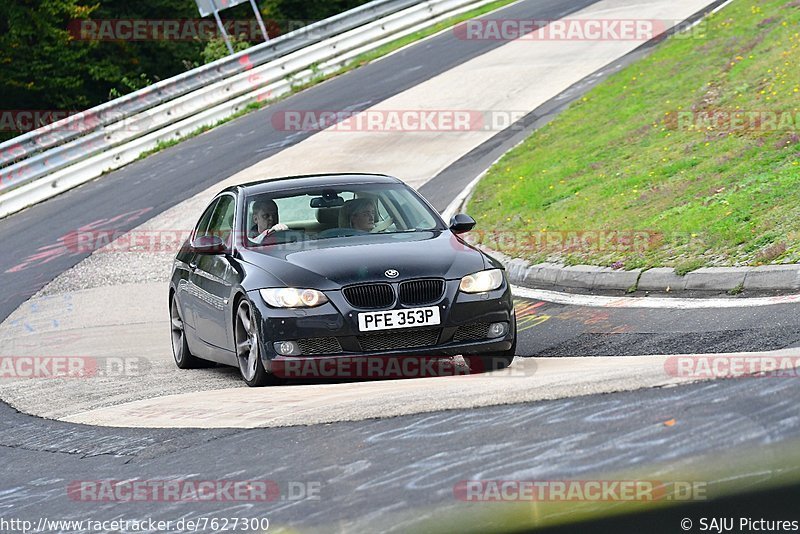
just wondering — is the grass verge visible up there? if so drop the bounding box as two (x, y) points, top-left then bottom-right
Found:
(467, 0), (800, 270)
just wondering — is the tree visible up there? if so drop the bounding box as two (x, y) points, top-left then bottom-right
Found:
(0, 0), (373, 139)
(0, 0), (97, 111)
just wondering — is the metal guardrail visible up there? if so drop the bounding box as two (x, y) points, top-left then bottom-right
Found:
(0, 0), (494, 218)
(0, 0), (417, 169)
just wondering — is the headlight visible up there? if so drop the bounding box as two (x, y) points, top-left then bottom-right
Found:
(260, 288), (328, 308)
(459, 269), (504, 293)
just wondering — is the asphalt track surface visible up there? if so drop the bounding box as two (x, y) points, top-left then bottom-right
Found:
(2, 294), (800, 530)
(0, 0), (600, 323)
(3, 0), (800, 530)
(2, 374), (800, 532)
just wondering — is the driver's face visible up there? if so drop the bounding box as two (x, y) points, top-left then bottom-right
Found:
(254, 210), (277, 234)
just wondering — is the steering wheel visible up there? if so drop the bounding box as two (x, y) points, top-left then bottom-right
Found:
(250, 229), (306, 245)
(371, 217), (394, 233)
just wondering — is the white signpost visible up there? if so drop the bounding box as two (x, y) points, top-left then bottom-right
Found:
(194, 0), (269, 55)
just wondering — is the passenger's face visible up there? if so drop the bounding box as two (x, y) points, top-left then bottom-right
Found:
(254, 209), (277, 234)
(351, 205), (376, 231)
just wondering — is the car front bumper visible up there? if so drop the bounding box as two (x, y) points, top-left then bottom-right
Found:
(247, 279), (515, 362)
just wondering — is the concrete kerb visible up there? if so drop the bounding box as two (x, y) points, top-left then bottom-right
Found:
(479, 248), (800, 294)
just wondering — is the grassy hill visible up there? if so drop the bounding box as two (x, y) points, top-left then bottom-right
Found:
(467, 0), (800, 272)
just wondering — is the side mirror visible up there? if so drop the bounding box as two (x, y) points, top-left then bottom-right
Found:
(191, 235), (227, 255)
(449, 213), (476, 234)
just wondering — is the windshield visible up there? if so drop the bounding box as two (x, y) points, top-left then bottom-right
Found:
(243, 183), (445, 246)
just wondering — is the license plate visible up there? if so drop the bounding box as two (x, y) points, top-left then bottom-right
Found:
(358, 306), (440, 332)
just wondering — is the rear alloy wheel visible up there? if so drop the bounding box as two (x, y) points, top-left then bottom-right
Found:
(170, 295), (209, 369)
(234, 300), (275, 387)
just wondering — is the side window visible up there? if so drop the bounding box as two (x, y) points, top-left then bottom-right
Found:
(207, 195), (236, 247)
(193, 199), (219, 239)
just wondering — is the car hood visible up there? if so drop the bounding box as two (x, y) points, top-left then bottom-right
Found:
(239, 231), (487, 289)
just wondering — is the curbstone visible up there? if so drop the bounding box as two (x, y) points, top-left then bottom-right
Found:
(505, 259), (529, 281)
(531, 263), (566, 285)
(743, 265), (800, 291)
(555, 265), (604, 289)
(593, 268), (642, 291)
(493, 250), (800, 294)
(520, 264), (541, 286)
(637, 267), (688, 292)
(684, 267), (749, 291)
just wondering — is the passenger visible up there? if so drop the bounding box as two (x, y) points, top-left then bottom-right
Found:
(251, 199), (288, 244)
(340, 198), (378, 232)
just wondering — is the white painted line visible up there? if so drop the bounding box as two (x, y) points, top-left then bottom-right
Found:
(442, 171), (485, 221)
(512, 285), (800, 309)
(710, 0), (735, 15)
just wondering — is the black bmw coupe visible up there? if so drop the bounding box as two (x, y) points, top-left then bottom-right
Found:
(169, 173), (516, 386)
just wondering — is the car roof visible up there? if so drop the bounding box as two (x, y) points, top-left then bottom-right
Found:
(223, 173), (402, 196)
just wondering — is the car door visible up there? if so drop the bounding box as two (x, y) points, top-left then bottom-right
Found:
(191, 194), (237, 350)
(179, 198), (219, 331)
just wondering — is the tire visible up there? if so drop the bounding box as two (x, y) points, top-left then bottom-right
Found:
(466, 327), (517, 373)
(234, 299), (277, 387)
(170, 294), (210, 369)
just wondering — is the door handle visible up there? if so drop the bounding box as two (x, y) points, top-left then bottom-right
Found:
(189, 262), (197, 272)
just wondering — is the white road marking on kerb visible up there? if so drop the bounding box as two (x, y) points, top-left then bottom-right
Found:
(512, 285), (800, 309)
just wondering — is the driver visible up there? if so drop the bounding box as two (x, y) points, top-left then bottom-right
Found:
(251, 199), (288, 244)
